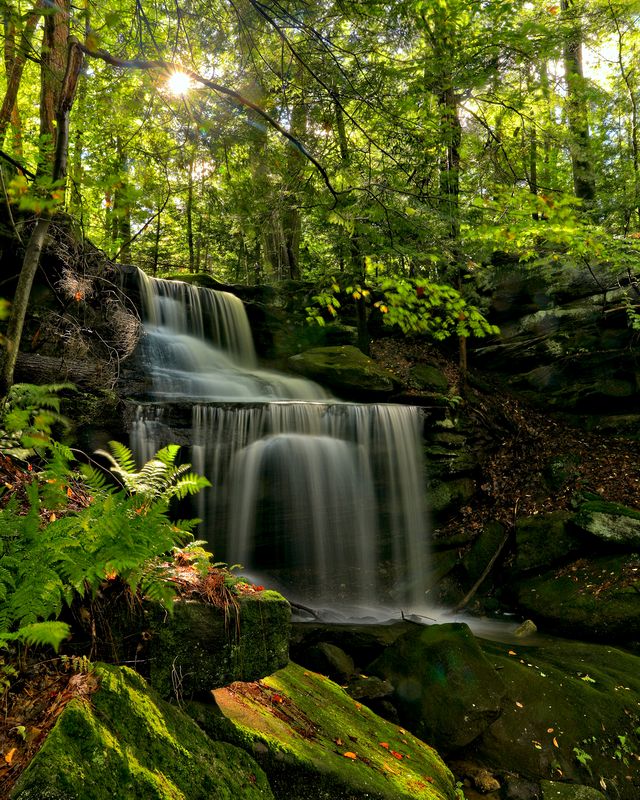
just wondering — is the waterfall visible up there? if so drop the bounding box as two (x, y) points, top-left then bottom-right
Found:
(132, 271), (431, 613)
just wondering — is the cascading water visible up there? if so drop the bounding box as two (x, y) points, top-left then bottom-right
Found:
(132, 270), (432, 613)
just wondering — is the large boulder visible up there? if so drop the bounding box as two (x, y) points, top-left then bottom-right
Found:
(474, 639), (640, 799)
(11, 664), (275, 800)
(516, 554), (640, 640)
(287, 346), (399, 400)
(513, 512), (582, 574)
(191, 662), (458, 800)
(573, 500), (640, 548)
(369, 622), (505, 751)
(148, 593), (290, 700)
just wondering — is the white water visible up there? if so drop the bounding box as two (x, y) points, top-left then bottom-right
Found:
(132, 271), (432, 610)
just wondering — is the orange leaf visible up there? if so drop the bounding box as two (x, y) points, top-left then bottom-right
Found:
(379, 742), (389, 749)
(74, 291), (83, 302)
(391, 750), (403, 760)
(5, 748), (16, 765)
(49, 513), (56, 522)
(547, 728), (554, 733)
(508, 650), (517, 656)
(343, 752), (357, 760)
(272, 694), (284, 704)
(553, 737), (559, 748)
(66, 486), (73, 498)
(354, 702), (362, 710)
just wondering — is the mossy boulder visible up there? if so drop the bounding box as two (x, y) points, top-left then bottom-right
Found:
(514, 512), (582, 574)
(11, 664), (275, 800)
(474, 639), (640, 799)
(429, 478), (476, 519)
(409, 364), (449, 393)
(516, 554), (640, 640)
(149, 593), (290, 700)
(462, 521), (507, 583)
(287, 346), (399, 400)
(541, 783), (606, 800)
(573, 500), (640, 547)
(192, 662), (457, 800)
(369, 623), (505, 751)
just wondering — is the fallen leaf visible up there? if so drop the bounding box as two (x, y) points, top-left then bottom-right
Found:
(343, 752), (357, 760)
(271, 693), (284, 704)
(553, 737), (559, 748)
(547, 728), (554, 733)
(508, 650), (517, 656)
(334, 738), (343, 746)
(391, 750), (404, 760)
(5, 748), (16, 765)
(379, 742), (389, 749)
(515, 701), (524, 708)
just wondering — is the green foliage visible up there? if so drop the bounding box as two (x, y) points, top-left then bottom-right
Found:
(0, 382), (73, 460)
(306, 275), (498, 341)
(0, 441), (210, 652)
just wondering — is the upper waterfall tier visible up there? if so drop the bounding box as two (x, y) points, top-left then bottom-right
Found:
(135, 270), (328, 401)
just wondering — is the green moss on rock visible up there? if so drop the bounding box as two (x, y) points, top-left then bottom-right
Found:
(149, 594), (290, 700)
(409, 364), (449, 393)
(574, 500), (640, 547)
(429, 478), (476, 519)
(287, 346), (399, 400)
(193, 662), (457, 800)
(541, 782), (606, 800)
(11, 664), (275, 800)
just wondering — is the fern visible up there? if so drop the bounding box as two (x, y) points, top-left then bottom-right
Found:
(0, 439), (210, 651)
(0, 382), (74, 459)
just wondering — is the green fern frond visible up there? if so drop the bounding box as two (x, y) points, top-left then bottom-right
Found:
(154, 444), (181, 467)
(106, 440), (137, 473)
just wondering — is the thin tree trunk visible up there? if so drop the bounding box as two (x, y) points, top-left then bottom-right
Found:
(38, 0), (70, 174)
(187, 156), (195, 271)
(1, 37), (82, 394)
(0, 1), (44, 149)
(561, 0), (596, 203)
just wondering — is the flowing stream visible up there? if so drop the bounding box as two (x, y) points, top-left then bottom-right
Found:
(132, 272), (432, 614)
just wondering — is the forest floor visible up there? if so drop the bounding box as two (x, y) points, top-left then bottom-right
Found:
(372, 336), (640, 537)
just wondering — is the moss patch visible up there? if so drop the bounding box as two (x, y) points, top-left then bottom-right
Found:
(513, 512), (582, 573)
(574, 500), (640, 547)
(195, 662), (457, 800)
(11, 664), (274, 800)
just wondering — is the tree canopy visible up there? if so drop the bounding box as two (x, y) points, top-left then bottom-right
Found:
(1, 0), (639, 307)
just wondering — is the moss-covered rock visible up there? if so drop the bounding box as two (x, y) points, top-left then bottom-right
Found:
(540, 782), (606, 800)
(410, 364), (449, 393)
(514, 512), (582, 574)
(462, 521), (507, 583)
(11, 664), (275, 800)
(574, 500), (640, 547)
(369, 623), (505, 751)
(192, 662), (457, 800)
(287, 346), (399, 400)
(149, 593), (290, 700)
(474, 639), (640, 799)
(516, 554), (640, 640)
(429, 478), (476, 520)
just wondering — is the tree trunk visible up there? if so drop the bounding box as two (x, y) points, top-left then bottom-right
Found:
(0, 1), (44, 149)
(561, 0), (596, 204)
(38, 0), (70, 174)
(1, 37), (82, 395)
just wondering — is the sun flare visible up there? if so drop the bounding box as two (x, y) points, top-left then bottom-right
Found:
(167, 71), (192, 95)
